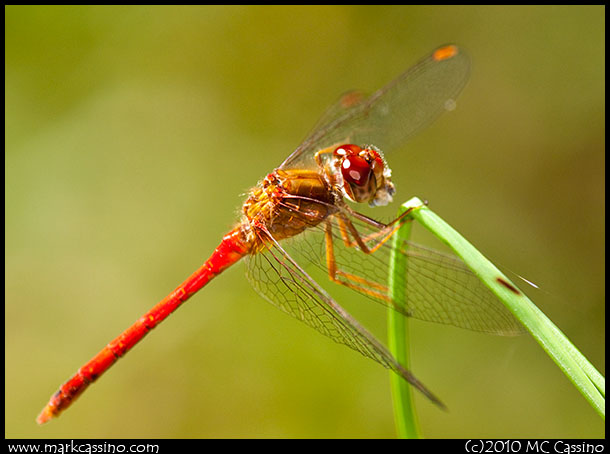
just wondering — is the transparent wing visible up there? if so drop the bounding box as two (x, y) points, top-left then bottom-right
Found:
(280, 44), (470, 170)
(278, 212), (525, 336)
(244, 226), (445, 407)
(300, 89), (368, 145)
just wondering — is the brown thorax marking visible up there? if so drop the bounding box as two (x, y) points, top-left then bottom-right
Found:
(241, 167), (338, 250)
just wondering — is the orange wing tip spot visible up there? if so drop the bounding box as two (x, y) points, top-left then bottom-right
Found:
(433, 45), (459, 62)
(340, 91), (365, 108)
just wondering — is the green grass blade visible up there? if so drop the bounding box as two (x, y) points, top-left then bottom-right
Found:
(399, 197), (605, 418)
(387, 210), (420, 438)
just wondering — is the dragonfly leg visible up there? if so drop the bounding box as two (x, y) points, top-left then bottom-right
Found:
(313, 144), (342, 167)
(323, 204), (421, 303)
(324, 219), (392, 302)
(335, 206), (416, 254)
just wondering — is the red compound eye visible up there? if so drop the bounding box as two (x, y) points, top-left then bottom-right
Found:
(334, 144), (362, 158)
(341, 153), (371, 186)
(334, 144), (373, 187)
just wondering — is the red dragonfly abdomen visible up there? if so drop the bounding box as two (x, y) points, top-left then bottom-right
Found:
(36, 226), (251, 424)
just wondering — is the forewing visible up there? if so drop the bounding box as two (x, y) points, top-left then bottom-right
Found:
(280, 213), (525, 336)
(280, 45), (470, 170)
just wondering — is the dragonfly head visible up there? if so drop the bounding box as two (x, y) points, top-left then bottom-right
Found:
(333, 144), (395, 207)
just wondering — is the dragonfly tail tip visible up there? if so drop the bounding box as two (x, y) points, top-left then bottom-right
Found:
(36, 406), (55, 425)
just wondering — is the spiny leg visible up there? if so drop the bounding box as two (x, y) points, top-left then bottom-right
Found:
(324, 219), (392, 302)
(323, 205), (421, 307)
(335, 206), (416, 254)
(314, 144), (342, 167)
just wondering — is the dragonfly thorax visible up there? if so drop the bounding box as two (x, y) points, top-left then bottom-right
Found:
(241, 168), (336, 249)
(331, 144), (395, 207)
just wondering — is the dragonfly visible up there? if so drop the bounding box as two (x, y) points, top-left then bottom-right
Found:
(37, 44), (524, 424)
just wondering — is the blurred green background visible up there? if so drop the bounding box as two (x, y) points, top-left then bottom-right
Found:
(6, 6), (604, 438)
